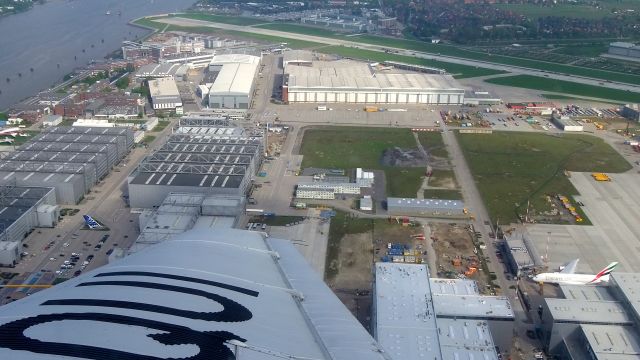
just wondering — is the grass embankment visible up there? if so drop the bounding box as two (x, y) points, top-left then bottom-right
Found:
(423, 189), (463, 200)
(456, 131), (631, 224)
(486, 75), (640, 104)
(300, 127), (428, 198)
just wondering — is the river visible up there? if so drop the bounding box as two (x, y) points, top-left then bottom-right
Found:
(0, 0), (196, 110)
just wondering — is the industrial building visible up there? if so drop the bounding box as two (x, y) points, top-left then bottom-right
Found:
(373, 263), (514, 360)
(283, 50), (313, 67)
(283, 59), (464, 104)
(5, 127), (133, 204)
(148, 77), (183, 112)
(0, 186), (58, 266)
(295, 182), (361, 200)
(541, 272), (640, 359)
(42, 114), (62, 127)
(386, 197), (466, 218)
(622, 104), (640, 122)
(208, 54), (260, 110)
(127, 117), (262, 208)
(551, 113), (583, 132)
(608, 42), (640, 59)
(360, 195), (373, 211)
(129, 192), (242, 254)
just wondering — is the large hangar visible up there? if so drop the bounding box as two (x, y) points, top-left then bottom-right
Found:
(127, 118), (263, 208)
(208, 54), (260, 110)
(0, 186), (58, 266)
(283, 59), (465, 104)
(0, 127), (134, 204)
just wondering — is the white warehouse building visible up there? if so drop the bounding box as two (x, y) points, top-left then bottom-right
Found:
(283, 60), (464, 105)
(149, 77), (183, 112)
(208, 54), (260, 110)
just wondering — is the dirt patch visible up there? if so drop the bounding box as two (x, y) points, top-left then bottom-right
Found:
(381, 147), (428, 167)
(429, 170), (458, 189)
(431, 223), (491, 294)
(331, 233), (373, 290)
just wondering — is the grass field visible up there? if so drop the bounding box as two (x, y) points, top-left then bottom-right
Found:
(496, 0), (640, 19)
(423, 189), (462, 200)
(178, 12), (267, 26)
(416, 132), (448, 158)
(320, 46), (505, 79)
(486, 75), (640, 103)
(456, 131), (631, 224)
(300, 127), (425, 198)
(552, 44), (608, 57)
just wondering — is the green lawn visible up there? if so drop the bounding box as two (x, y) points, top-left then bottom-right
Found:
(300, 127), (425, 198)
(486, 75), (640, 103)
(496, 1), (640, 19)
(456, 131), (631, 224)
(423, 189), (462, 200)
(552, 44), (608, 57)
(416, 132), (448, 158)
(178, 12), (268, 26)
(150, 120), (170, 133)
(320, 45), (505, 79)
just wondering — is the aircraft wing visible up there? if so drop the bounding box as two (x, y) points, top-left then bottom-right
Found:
(0, 228), (390, 360)
(560, 259), (579, 274)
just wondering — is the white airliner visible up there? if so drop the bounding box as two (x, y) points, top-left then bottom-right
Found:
(533, 259), (618, 285)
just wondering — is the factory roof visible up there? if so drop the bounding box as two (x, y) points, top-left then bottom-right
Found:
(0, 228), (389, 360)
(559, 284), (615, 301)
(18, 141), (116, 155)
(148, 152), (253, 166)
(173, 126), (245, 136)
(32, 133), (122, 145)
(168, 133), (262, 146)
(432, 294), (515, 319)
(387, 197), (465, 210)
(283, 50), (313, 65)
(553, 114), (583, 128)
(0, 241), (19, 251)
(504, 232), (535, 268)
(159, 142), (260, 156)
(210, 54), (260, 65)
(545, 298), (631, 324)
(374, 263), (441, 360)
(429, 278), (481, 296)
(437, 318), (499, 360)
(209, 62), (259, 96)
(136, 63), (183, 78)
(44, 126), (132, 137)
(5, 151), (102, 164)
(130, 171), (245, 189)
(579, 324), (640, 360)
(610, 273), (640, 321)
(149, 77), (181, 99)
(286, 60), (463, 91)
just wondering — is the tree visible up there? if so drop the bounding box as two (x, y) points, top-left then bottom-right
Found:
(115, 77), (130, 90)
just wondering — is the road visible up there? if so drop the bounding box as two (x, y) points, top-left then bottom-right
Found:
(156, 17), (640, 93)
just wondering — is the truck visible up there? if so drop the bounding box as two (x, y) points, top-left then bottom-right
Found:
(294, 202), (307, 209)
(317, 105), (327, 111)
(364, 106), (378, 112)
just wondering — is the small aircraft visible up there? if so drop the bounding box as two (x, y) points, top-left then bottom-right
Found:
(83, 215), (104, 230)
(533, 259), (618, 285)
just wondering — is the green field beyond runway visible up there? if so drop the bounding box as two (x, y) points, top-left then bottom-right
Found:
(456, 131), (631, 224)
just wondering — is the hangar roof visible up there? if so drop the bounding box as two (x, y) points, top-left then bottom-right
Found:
(286, 60), (463, 91)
